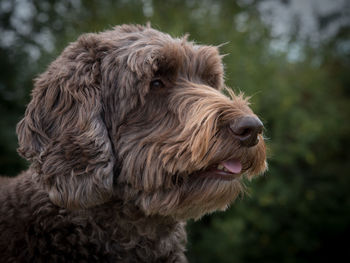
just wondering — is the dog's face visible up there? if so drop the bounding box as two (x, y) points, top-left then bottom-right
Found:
(17, 25), (266, 219)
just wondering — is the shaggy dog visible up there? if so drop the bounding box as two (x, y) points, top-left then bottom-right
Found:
(0, 24), (267, 262)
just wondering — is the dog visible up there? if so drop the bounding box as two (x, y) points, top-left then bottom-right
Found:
(0, 24), (267, 262)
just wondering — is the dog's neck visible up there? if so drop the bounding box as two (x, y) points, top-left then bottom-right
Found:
(92, 197), (182, 238)
(78, 196), (188, 261)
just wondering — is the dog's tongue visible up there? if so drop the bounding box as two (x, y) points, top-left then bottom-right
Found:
(222, 159), (242, 174)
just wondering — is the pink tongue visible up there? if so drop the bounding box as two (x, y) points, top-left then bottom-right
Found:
(222, 159), (242, 174)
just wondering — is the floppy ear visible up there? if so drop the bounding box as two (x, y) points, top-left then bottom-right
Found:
(16, 33), (115, 209)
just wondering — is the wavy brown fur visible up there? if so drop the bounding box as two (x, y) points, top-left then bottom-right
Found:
(0, 24), (267, 262)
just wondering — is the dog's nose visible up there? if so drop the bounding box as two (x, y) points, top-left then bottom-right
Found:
(230, 116), (263, 147)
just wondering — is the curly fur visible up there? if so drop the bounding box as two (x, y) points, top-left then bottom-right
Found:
(0, 24), (267, 262)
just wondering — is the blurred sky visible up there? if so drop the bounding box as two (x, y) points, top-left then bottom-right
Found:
(1, 0), (349, 62)
(258, 0), (350, 43)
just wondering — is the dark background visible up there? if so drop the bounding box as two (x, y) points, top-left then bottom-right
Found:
(1, 0), (349, 262)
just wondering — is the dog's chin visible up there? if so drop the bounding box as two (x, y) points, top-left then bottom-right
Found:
(134, 172), (245, 221)
(171, 179), (245, 220)
(174, 158), (267, 220)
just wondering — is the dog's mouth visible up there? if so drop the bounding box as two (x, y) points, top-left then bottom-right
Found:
(194, 158), (243, 181)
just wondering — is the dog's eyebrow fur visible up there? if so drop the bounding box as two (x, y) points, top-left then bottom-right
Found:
(152, 43), (185, 80)
(152, 41), (224, 90)
(195, 46), (224, 89)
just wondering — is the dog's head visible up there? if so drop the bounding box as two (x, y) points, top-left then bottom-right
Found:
(17, 25), (267, 219)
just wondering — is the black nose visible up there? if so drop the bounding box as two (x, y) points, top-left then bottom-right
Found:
(230, 116), (263, 147)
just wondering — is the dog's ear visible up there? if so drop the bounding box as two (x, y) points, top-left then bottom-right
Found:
(16, 33), (115, 209)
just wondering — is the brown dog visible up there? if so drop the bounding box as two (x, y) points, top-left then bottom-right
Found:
(0, 24), (267, 262)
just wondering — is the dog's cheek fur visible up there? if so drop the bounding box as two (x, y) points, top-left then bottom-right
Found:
(16, 34), (115, 209)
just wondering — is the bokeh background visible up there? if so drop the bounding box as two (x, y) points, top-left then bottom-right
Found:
(1, 0), (349, 262)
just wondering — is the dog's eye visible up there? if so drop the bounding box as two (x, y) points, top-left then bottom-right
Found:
(150, 79), (165, 89)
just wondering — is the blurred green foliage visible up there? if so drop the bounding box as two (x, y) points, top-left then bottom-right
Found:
(1, 0), (349, 262)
